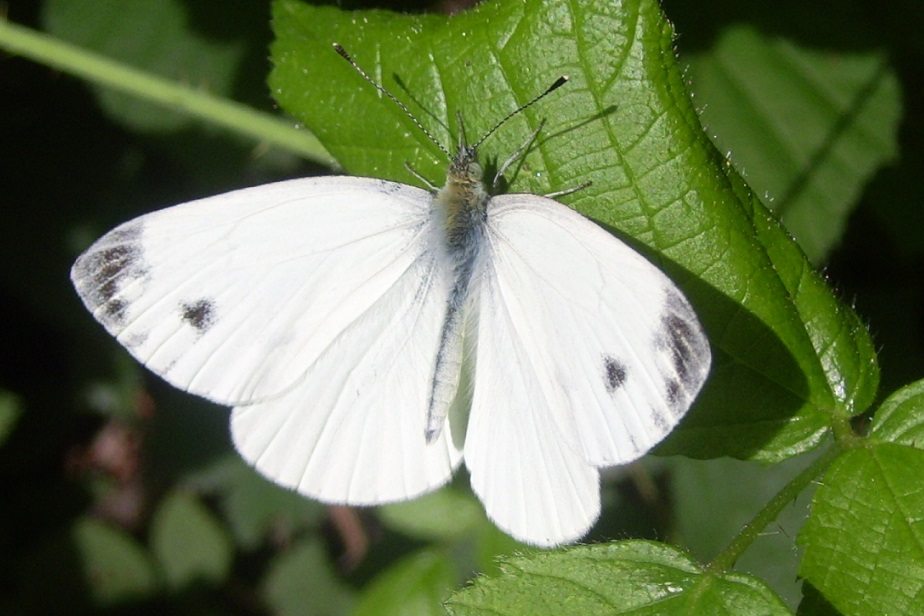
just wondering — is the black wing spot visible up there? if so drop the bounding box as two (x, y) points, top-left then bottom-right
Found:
(603, 355), (628, 394)
(181, 299), (216, 333)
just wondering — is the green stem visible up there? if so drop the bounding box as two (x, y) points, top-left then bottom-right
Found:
(705, 445), (841, 573)
(0, 18), (336, 167)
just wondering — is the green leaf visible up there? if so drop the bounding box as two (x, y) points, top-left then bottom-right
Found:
(269, 0), (879, 462)
(798, 439), (924, 614)
(73, 517), (159, 606)
(0, 391), (22, 446)
(262, 538), (354, 616)
(870, 379), (924, 448)
(217, 457), (326, 550)
(378, 486), (485, 542)
(354, 549), (458, 616)
(685, 25), (900, 262)
(42, 0), (254, 132)
(445, 542), (790, 615)
(150, 489), (233, 589)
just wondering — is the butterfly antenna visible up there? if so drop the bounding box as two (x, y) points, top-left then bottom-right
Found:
(470, 75), (569, 151)
(334, 43), (452, 160)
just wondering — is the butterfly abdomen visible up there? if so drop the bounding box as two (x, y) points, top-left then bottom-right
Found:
(424, 146), (489, 442)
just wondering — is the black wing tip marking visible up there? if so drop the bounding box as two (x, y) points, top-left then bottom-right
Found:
(656, 289), (711, 414)
(73, 221), (148, 329)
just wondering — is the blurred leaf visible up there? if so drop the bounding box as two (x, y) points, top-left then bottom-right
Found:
(379, 487), (484, 542)
(446, 542), (790, 615)
(798, 388), (924, 616)
(217, 457), (326, 549)
(686, 26), (900, 262)
(354, 549), (458, 616)
(150, 489), (233, 589)
(262, 538), (354, 616)
(73, 517), (159, 606)
(0, 391), (22, 446)
(270, 0), (878, 466)
(42, 0), (253, 132)
(18, 517), (158, 612)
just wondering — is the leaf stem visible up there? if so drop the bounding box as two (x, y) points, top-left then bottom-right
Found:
(705, 445), (841, 573)
(0, 18), (335, 167)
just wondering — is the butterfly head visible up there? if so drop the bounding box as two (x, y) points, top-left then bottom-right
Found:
(438, 143), (490, 234)
(447, 143), (484, 189)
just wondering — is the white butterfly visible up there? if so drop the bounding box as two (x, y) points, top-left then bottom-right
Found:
(71, 46), (711, 547)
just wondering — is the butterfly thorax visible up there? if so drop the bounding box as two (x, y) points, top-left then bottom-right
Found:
(438, 146), (488, 254)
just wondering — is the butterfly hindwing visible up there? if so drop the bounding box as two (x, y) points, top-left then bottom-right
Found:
(229, 240), (466, 503)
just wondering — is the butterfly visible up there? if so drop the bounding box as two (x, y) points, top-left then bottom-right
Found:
(70, 45), (711, 546)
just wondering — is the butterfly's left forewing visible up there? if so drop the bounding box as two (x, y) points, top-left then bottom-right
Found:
(72, 177), (464, 503)
(464, 194), (711, 546)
